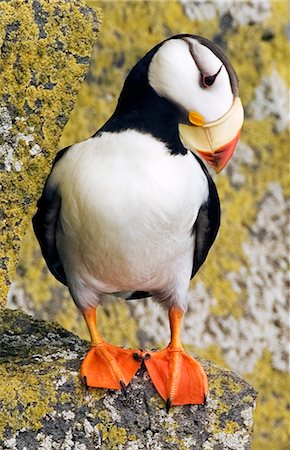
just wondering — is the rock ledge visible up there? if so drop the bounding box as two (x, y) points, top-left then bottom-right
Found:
(0, 309), (256, 450)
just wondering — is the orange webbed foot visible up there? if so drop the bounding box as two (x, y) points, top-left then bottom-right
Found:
(81, 342), (143, 390)
(143, 345), (208, 409)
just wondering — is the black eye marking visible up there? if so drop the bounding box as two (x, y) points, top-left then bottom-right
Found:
(201, 65), (223, 88)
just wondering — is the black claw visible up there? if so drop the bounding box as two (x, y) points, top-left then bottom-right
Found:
(133, 352), (143, 362)
(82, 376), (88, 390)
(204, 394), (207, 405)
(120, 380), (127, 391)
(144, 353), (151, 361)
(166, 398), (172, 413)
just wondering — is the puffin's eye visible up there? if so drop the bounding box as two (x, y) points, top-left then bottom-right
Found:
(202, 74), (216, 87)
(201, 65), (223, 88)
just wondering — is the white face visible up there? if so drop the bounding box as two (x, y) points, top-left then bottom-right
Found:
(148, 38), (234, 123)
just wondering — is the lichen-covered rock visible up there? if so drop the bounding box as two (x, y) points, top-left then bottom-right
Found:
(0, 0), (100, 305)
(0, 309), (256, 449)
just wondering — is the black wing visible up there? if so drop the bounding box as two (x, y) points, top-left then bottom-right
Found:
(33, 148), (70, 286)
(191, 170), (220, 278)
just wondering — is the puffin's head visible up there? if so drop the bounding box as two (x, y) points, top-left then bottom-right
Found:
(147, 35), (244, 173)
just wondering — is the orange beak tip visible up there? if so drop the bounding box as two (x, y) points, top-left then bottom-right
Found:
(197, 130), (241, 173)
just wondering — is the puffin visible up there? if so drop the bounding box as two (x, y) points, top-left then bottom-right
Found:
(33, 34), (243, 409)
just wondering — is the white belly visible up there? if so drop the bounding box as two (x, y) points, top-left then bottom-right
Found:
(49, 130), (209, 309)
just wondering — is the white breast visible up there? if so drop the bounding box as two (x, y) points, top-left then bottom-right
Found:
(48, 130), (209, 310)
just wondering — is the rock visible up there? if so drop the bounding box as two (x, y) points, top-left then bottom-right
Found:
(0, 0), (100, 306)
(0, 309), (257, 450)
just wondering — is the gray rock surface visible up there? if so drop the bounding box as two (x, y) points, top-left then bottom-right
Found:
(0, 309), (257, 450)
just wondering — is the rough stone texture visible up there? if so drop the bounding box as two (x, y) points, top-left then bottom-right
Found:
(0, 309), (257, 450)
(4, 0), (290, 449)
(0, 0), (100, 305)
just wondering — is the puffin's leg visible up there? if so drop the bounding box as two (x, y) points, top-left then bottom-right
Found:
(80, 307), (143, 389)
(143, 307), (208, 409)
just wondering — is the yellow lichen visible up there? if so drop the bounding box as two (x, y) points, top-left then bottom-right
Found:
(0, 363), (57, 439)
(223, 420), (240, 434)
(96, 423), (128, 449)
(59, 392), (72, 404)
(210, 370), (242, 399)
(246, 351), (290, 450)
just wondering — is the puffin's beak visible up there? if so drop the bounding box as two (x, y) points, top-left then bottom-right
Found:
(179, 97), (244, 173)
